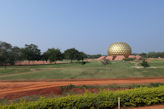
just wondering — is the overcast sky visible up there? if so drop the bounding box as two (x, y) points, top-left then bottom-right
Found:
(0, 0), (164, 54)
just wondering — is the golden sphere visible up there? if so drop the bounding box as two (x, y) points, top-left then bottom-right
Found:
(108, 42), (132, 57)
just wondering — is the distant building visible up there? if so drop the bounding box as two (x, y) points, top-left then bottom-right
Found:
(97, 42), (141, 61)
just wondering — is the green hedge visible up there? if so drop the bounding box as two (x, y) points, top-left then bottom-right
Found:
(0, 86), (164, 109)
(123, 58), (135, 61)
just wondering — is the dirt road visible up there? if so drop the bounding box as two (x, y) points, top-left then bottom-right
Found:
(0, 77), (164, 99)
(126, 104), (164, 109)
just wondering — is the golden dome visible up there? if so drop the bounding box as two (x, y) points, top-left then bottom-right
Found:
(108, 42), (132, 57)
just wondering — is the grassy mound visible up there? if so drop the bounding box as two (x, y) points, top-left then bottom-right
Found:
(1, 60), (164, 80)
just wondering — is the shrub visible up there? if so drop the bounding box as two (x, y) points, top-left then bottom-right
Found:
(0, 86), (164, 109)
(60, 84), (75, 91)
(101, 59), (111, 65)
(81, 61), (86, 65)
(123, 58), (135, 61)
(140, 59), (150, 68)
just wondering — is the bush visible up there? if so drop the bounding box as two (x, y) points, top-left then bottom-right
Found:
(140, 59), (150, 68)
(0, 86), (164, 109)
(101, 59), (111, 65)
(123, 58), (135, 61)
(81, 61), (86, 65)
(60, 84), (75, 91)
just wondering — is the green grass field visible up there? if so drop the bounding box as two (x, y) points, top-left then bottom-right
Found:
(0, 60), (164, 80)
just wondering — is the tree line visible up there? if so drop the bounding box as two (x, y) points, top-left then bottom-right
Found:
(0, 41), (98, 66)
(138, 52), (164, 58)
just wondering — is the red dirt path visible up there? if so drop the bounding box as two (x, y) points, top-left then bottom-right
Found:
(126, 104), (164, 109)
(0, 77), (164, 99)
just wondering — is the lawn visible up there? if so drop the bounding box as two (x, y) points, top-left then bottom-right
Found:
(0, 60), (164, 80)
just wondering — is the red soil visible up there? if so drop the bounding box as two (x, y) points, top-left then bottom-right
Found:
(125, 104), (164, 109)
(0, 77), (164, 99)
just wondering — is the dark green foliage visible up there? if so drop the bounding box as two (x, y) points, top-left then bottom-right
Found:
(77, 52), (87, 62)
(43, 48), (63, 63)
(21, 44), (41, 61)
(147, 52), (164, 58)
(87, 54), (102, 59)
(0, 42), (42, 66)
(41, 52), (49, 61)
(140, 59), (150, 68)
(0, 41), (88, 66)
(123, 58), (135, 61)
(64, 48), (79, 63)
(0, 41), (12, 66)
(81, 61), (86, 65)
(0, 86), (164, 109)
(60, 84), (76, 91)
(9, 47), (23, 65)
(149, 83), (163, 87)
(139, 53), (148, 58)
(0, 41), (22, 66)
(139, 52), (164, 58)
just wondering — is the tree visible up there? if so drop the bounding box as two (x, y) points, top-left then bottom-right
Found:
(0, 41), (24, 66)
(44, 48), (63, 63)
(0, 41), (12, 66)
(140, 53), (148, 58)
(21, 44), (41, 61)
(64, 48), (79, 63)
(77, 52), (87, 62)
(87, 54), (102, 59)
(42, 52), (49, 62)
(8, 46), (22, 65)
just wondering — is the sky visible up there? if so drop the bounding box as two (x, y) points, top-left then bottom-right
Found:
(0, 0), (164, 55)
